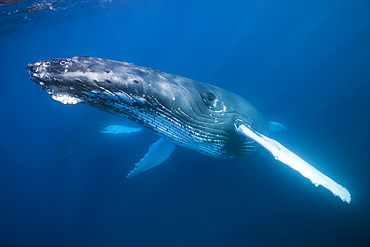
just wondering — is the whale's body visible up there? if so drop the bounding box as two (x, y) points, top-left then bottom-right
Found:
(27, 56), (351, 203)
(28, 56), (267, 158)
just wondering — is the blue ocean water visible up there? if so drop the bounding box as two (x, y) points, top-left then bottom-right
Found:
(1, 0), (370, 246)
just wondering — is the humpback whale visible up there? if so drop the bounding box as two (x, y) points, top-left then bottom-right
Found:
(27, 56), (351, 203)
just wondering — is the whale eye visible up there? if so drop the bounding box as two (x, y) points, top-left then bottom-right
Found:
(205, 92), (215, 102)
(201, 91), (220, 110)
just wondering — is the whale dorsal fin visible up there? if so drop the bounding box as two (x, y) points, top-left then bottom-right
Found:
(126, 138), (176, 178)
(235, 121), (351, 203)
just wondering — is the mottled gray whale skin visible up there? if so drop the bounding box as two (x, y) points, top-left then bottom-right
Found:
(28, 56), (268, 158)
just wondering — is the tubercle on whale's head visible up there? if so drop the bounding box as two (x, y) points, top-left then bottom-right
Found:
(27, 55), (112, 75)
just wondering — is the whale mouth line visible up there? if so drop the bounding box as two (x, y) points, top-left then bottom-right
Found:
(28, 73), (83, 105)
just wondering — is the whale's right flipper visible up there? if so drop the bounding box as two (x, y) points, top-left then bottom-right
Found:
(126, 138), (176, 178)
(235, 122), (351, 203)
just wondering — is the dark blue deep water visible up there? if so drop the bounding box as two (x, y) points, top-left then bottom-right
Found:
(1, 1), (370, 246)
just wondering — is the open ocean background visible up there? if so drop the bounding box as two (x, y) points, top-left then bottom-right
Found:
(1, 0), (370, 246)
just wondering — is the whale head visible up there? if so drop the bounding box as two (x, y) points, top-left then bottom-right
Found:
(27, 56), (142, 105)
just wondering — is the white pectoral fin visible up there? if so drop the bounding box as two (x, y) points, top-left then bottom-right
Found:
(126, 138), (176, 178)
(235, 123), (351, 203)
